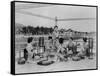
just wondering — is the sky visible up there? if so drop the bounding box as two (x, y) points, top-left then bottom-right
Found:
(15, 2), (96, 32)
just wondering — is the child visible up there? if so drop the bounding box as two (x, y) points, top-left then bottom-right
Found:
(46, 36), (53, 48)
(44, 36), (54, 60)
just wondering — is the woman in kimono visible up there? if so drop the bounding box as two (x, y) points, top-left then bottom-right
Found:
(67, 37), (77, 56)
(52, 26), (59, 52)
(25, 37), (34, 63)
(78, 37), (90, 58)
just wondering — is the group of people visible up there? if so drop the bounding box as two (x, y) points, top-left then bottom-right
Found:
(19, 26), (93, 64)
(46, 26), (92, 61)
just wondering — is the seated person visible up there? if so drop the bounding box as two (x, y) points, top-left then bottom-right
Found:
(67, 37), (77, 56)
(57, 37), (65, 53)
(78, 37), (90, 58)
(25, 37), (34, 63)
(56, 37), (68, 61)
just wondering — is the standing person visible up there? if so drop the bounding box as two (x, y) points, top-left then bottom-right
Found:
(25, 37), (34, 63)
(52, 26), (59, 52)
(52, 26), (59, 39)
(47, 36), (53, 51)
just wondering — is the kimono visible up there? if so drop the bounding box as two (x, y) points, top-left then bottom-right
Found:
(26, 43), (33, 62)
(67, 41), (77, 55)
(52, 30), (59, 52)
(79, 41), (90, 57)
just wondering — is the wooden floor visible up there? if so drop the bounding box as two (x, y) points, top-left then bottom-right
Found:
(15, 55), (97, 74)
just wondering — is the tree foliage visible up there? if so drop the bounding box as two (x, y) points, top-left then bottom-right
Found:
(17, 25), (54, 35)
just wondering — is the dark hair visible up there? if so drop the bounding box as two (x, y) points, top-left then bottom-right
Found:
(83, 37), (87, 42)
(70, 37), (73, 40)
(27, 37), (33, 43)
(59, 38), (64, 44)
(48, 36), (52, 40)
(54, 25), (58, 29)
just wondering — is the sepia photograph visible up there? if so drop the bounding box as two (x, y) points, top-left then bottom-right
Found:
(13, 1), (97, 74)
